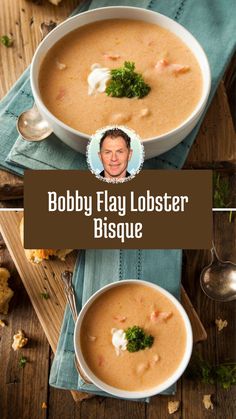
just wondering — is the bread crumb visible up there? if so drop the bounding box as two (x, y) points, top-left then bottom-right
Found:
(0, 319), (6, 327)
(168, 401), (180, 414)
(203, 395), (214, 410)
(42, 402), (47, 409)
(0, 267), (14, 314)
(215, 318), (228, 332)
(12, 330), (28, 351)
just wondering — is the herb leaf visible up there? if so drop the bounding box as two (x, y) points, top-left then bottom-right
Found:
(0, 35), (13, 48)
(19, 356), (27, 368)
(106, 61), (151, 99)
(40, 292), (50, 300)
(187, 354), (236, 390)
(213, 172), (231, 208)
(125, 325), (154, 352)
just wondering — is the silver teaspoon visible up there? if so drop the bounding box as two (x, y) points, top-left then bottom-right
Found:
(200, 243), (236, 302)
(17, 104), (53, 142)
(61, 271), (92, 384)
(16, 21), (56, 142)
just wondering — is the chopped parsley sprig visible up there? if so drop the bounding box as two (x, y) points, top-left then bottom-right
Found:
(19, 356), (27, 369)
(0, 35), (14, 47)
(40, 291), (50, 300)
(106, 61), (151, 99)
(125, 326), (154, 352)
(187, 354), (236, 390)
(213, 172), (231, 208)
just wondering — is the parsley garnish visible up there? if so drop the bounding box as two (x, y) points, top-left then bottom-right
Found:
(0, 35), (13, 48)
(187, 354), (236, 390)
(213, 172), (231, 208)
(125, 326), (154, 352)
(40, 292), (50, 300)
(19, 356), (27, 368)
(106, 61), (151, 99)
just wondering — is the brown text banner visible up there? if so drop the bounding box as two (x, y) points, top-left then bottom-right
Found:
(24, 170), (212, 249)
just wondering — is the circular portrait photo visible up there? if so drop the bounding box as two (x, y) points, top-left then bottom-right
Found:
(87, 126), (144, 183)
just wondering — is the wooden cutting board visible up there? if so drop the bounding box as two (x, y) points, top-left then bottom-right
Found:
(0, 211), (207, 401)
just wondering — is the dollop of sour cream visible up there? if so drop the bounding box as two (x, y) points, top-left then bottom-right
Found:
(87, 64), (111, 95)
(111, 328), (127, 356)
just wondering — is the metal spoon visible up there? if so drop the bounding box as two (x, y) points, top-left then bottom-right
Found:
(200, 243), (236, 302)
(17, 104), (53, 141)
(16, 21), (56, 142)
(61, 271), (92, 384)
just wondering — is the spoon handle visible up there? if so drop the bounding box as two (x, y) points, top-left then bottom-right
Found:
(61, 270), (92, 384)
(211, 241), (221, 263)
(61, 271), (78, 322)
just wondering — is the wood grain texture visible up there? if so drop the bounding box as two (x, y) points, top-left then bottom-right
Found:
(0, 0), (79, 206)
(0, 211), (235, 417)
(185, 82), (236, 167)
(0, 230), (49, 419)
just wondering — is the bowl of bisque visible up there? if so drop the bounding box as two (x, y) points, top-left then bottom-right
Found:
(31, 6), (211, 159)
(74, 280), (193, 399)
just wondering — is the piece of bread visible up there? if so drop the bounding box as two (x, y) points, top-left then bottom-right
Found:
(0, 267), (14, 314)
(20, 218), (73, 264)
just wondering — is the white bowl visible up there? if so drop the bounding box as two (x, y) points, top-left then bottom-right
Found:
(74, 279), (193, 399)
(31, 6), (211, 160)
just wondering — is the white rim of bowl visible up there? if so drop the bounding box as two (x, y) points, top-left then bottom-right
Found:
(74, 279), (193, 399)
(31, 6), (211, 144)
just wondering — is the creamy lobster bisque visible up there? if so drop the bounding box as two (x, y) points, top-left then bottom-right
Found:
(80, 284), (186, 391)
(39, 19), (202, 138)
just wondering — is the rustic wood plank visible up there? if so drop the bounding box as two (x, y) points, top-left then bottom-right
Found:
(0, 232), (49, 419)
(180, 213), (236, 419)
(0, 171), (23, 201)
(213, 213), (236, 419)
(0, 0), (79, 98)
(147, 382), (182, 419)
(0, 211), (91, 402)
(185, 82), (236, 167)
(48, 376), (82, 419)
(0, 0), (79, 205)
(0, 199), (24, 208)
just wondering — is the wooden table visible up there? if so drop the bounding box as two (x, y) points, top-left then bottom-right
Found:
(0, 0), (236, 207)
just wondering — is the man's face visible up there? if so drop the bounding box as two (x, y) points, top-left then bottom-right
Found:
(99, 136), (133, 179)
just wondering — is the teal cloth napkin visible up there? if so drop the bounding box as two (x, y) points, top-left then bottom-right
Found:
(0, 0), (235, 175)
(49, 249), (182, 400)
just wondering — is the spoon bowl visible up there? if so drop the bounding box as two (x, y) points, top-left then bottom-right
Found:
(200, 244), (236, 302)
(17, 104), (53, 142)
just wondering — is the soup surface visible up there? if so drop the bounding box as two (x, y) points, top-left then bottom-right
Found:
(80, 283), (186, 391)
(39, 19), (202, 138)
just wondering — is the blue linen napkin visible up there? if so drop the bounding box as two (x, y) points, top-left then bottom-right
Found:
(0, 0), (235, 175)
(49, 249), (182, 400)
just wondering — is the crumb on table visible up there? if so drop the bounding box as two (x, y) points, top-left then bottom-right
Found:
(215, 318), (228, 332)
(0, 267), (14, 314)
(203, 394), (214, 410)
(168, 401), (180, 414)
(12, 330), (28, 351)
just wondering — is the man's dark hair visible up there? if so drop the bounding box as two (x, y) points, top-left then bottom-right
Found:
(99, 128), (131, 150)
